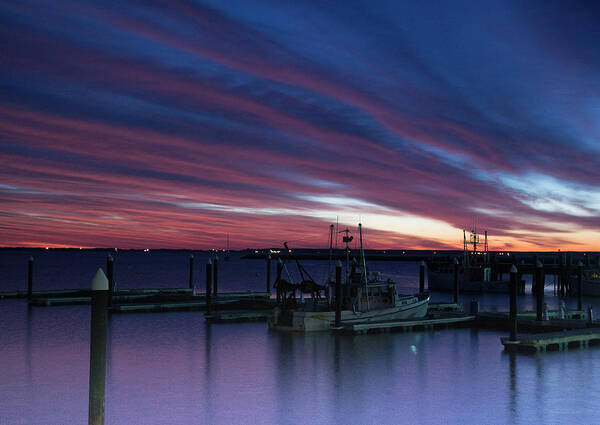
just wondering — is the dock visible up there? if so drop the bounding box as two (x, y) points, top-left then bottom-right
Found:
(332, 311), (475, 335)
(501, 329), (600, 353)
(29, 296), (91, 306)
(476, 310), (590, 332)
(205, 310), (271, 323)
(19, 289), (271, 310)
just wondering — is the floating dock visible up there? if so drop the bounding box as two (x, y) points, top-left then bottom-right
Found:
(205, 310), (271, 323)
(502, 329), (600, 353)
(29, 296), (91, 306)
(332, 311), (475, 335)
(23, 289), (271, 310)
(476, 310), (589, 332)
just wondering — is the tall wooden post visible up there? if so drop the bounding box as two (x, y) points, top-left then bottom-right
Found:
(27, 256), (33, 300)
(335, 261), (342, 327)
(536, 260), (544, 321)
(567, 253), (573, 294)
(532, 255), (539, 294)
(509, 265), (518, 341)
(206, 260), (212, 315)
(419, 261), (425, 294)
(106, 255), (114, 307)
(89, 269), (108, 425)
(213, 256), (219, 297)
(189, 255), (194, 290)
(453, 258), (459, 304)
(577, 260), (584, 311)
(276, 259), (283, 303)
(266, 255), (271, 293)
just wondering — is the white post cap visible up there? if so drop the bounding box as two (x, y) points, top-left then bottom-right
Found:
(536, 260), (543, 268)
(510, 264), (518, 273)
(92, 268), (109, 291)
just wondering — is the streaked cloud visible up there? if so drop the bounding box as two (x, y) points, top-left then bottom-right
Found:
(1, 0), (599, 250)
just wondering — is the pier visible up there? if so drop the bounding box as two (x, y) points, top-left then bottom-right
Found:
(4, 250), (600, 356)
(501, 329), (600, 353)
(332, 311), (475, 335)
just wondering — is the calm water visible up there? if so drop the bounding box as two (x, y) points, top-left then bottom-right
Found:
(1, 249), (600, 424)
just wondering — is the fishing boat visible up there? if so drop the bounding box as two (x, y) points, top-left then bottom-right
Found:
(427, 229), (512, 293)
(268, 224), (429, 332)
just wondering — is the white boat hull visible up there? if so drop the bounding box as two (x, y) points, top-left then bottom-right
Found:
(269, 296), (429, 332)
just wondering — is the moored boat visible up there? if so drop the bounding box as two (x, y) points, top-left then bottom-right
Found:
(268, 223), (430, 332)
(427, 229), (513, 293)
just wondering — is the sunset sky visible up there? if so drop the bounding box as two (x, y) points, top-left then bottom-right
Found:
(1, 1), (599, 250)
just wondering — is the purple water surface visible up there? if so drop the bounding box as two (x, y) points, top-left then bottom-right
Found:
(1, 250), (599, 424)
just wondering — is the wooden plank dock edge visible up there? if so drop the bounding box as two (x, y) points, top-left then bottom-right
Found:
(1, 288), (270, 300)
(428, 302), (462, 312)
(29, 297), (91, 306)
(476, 311), (592, 332)
(205, 310), (271, 323)
(332, 313), (476, 335)
(501, 328), (600, 353)
(110, 299), (241, 313)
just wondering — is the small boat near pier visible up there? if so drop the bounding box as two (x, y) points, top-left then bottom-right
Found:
(269, 224), (430, 332)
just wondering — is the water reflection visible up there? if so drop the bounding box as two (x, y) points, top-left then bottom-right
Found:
(204, 322), (213, 425)
(535, 354), (546, 424)
(25, 302), (33, 388)
(509, 353), (518, 423)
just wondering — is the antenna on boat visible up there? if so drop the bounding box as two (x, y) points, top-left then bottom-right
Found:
(339, 227), (353, 284)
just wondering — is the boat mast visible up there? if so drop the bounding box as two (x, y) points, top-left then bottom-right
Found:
(359, 223), (369, 311)
(484, 230), (488, 264)
(328, 224), (334, 283)
(463, 229), (467, 267)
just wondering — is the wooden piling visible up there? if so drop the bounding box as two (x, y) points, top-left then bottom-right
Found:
(567, 253), (573, 295)
(27, 256), (33, 300)
(106, 255), (114, 307)
(189, 255), (194, 290)
(536, 260), (544, 321)
(577, 261), (584, 311)
(453, 258), (459, 304)
(206, 260), (212, 315)
(266, 255), (271, 293)
(335, 261), (342, 327)
(532, 255), (539, 294)
(89, 269), (108, 425)
(276, 259), (283, 303)
(509, 265), (518, 341)
(213, 256), (219, 297)
(419, 261), (425, 294)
